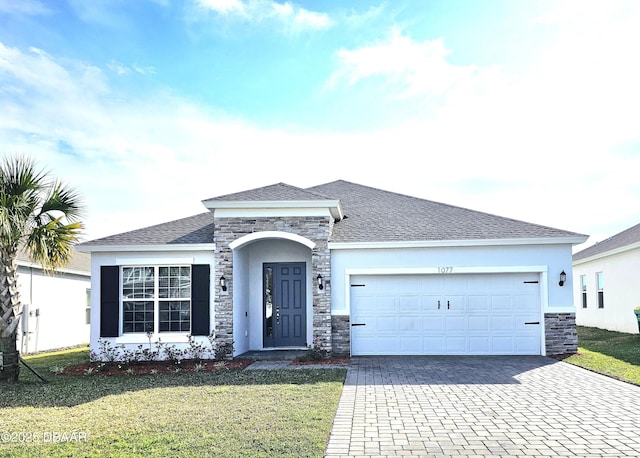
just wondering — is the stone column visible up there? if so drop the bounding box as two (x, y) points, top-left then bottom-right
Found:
(544, 312), (578, 355)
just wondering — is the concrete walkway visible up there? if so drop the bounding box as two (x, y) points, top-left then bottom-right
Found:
(244, 360), (348, 370)
(325, 356), (640, 457)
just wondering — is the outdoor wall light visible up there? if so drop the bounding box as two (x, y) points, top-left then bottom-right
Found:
(317, 274), (323, 290)
(559, 271), (567, 287)
(220, 276), (227, 292)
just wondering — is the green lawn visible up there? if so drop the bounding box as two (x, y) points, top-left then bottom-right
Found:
(1, 348), (346, 457)
(562, 326), (640, 385)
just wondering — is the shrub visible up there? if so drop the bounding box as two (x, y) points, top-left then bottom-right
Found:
(296, 337), (328, 362)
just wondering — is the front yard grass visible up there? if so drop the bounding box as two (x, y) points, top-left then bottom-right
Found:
(562, 326), (640, 386)
(1, 347), (346, 457)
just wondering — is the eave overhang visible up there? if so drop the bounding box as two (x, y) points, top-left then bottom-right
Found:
(202, 199), (344, 221)
(329, 236), (589, 250)
(75, 244), (216, 253)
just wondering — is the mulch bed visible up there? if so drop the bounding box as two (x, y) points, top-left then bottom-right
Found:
(62, 359), (254, 376)
(61, 357), (351, 376)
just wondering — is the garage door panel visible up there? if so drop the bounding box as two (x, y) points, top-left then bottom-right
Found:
(421, 276), (445, 291)
(515, 294), (538, 311)
(514, 319), (539, 331)
(515, 336), (538, 353)
(492, 315), (513, 331)
(400, 337), (421, 353)
(399, 295), (421, 310)
(468, 276), (491, 292)
(492, 336), (514, 353)
(399, 316), (420, 331)
(469, 316), (489, 331)
(373, 316), (397, 331)
(445, 336), (466, 353)
(398, 276), (422, 291)
(422, 295), (441, 311)
(468, 295), (489, 312)
(446, 295), (465, 312)
(445, 276), (467, 291)
(375, 296), (397, 313)
(422, 316), (444, 331)
(469, 336), (490, 353)
(445, 316), (466, 331)
(350, 273), (541, 356)
(422, 337), (443, 353)
(491, 295), (513, 312)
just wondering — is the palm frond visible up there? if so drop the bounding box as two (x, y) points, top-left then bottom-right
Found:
(1, 154), (85, 271)
(27, 219), (84, 273)
(38, 180), (84, 222)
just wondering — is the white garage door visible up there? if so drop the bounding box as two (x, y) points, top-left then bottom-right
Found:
(350, 273), (542, 355)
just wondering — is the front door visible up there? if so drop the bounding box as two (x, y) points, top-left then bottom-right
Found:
(263, 263), (306, 347)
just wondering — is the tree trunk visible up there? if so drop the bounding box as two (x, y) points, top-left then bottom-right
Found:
(0, 335), (19, 382)
(0, 250), (21, 383)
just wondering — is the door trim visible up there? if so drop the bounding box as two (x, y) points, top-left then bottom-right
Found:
(263, 262), (307, 348)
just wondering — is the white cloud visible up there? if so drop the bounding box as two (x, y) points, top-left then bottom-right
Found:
(0, 0), (51, 16)
(193, 0), (331, 32)
(196, 0), (245, 15)
(326, 28), (496, 100)
(107, 60), (156, 76)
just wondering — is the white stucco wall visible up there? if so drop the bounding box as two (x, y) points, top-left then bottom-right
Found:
(88, 250), (215, 357)
(330, 243), (576, 315)
(573, 248), (640, 334)
(17, 266), (91, 353)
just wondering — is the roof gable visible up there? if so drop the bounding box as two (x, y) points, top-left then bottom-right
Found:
(202, 182), (343, 220)
(573, 222), (640, 262)
(203, 182), (331, 202)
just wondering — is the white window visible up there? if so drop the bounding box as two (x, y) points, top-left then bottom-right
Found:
(596, 272), (604, 309)
(85, 288), (91, 324)
(121, 266), (191, 333)
(581, 275), (587, 308)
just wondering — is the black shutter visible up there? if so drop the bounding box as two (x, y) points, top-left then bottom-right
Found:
(100, 266), (120, 337)
(191, 264), (211, 336)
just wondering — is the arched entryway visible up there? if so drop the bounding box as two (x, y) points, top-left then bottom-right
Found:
(229, 232), (315, 354)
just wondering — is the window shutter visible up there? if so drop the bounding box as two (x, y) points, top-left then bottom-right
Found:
(191, 264), (211, 336)
(100, 266), (120, 337)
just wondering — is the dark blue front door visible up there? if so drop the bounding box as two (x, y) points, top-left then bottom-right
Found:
(263, 263), (306, 347)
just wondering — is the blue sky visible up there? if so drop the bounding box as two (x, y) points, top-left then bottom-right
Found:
(1, 0), (639, 251)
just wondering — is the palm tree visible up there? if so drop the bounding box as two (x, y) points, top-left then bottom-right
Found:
(0, 155), (84, 383)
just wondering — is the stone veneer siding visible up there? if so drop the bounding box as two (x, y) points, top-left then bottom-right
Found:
(544, 312), (578, 355)
(331, 315), (350, 356)
(214, 216), (333, 355)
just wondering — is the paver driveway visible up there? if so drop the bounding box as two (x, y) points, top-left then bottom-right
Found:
(325, 356), (640, 457)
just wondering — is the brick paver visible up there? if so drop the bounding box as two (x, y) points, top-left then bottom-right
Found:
(325, 356), (640, 457)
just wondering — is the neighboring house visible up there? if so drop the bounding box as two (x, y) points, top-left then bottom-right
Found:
(16, 248), (91, 353)
(572, 222), (640, 334)
(77, 180), (587, 359)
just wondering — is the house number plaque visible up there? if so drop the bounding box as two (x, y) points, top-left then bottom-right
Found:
(437, 267), (453, 274)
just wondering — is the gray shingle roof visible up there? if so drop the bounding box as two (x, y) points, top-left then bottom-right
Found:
(17, 247), (91, 273)
(310, 180), (585, 243)
(79, 180), (585, 248)
(203, 182), (332, 202)
(573, 222), (640, 261)
(80, 212), (214, 247)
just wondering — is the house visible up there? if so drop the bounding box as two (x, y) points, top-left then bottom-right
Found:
(77, 180), (587, 359)
(16, 248), (91, 353)
(572, 222), (640, 334)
